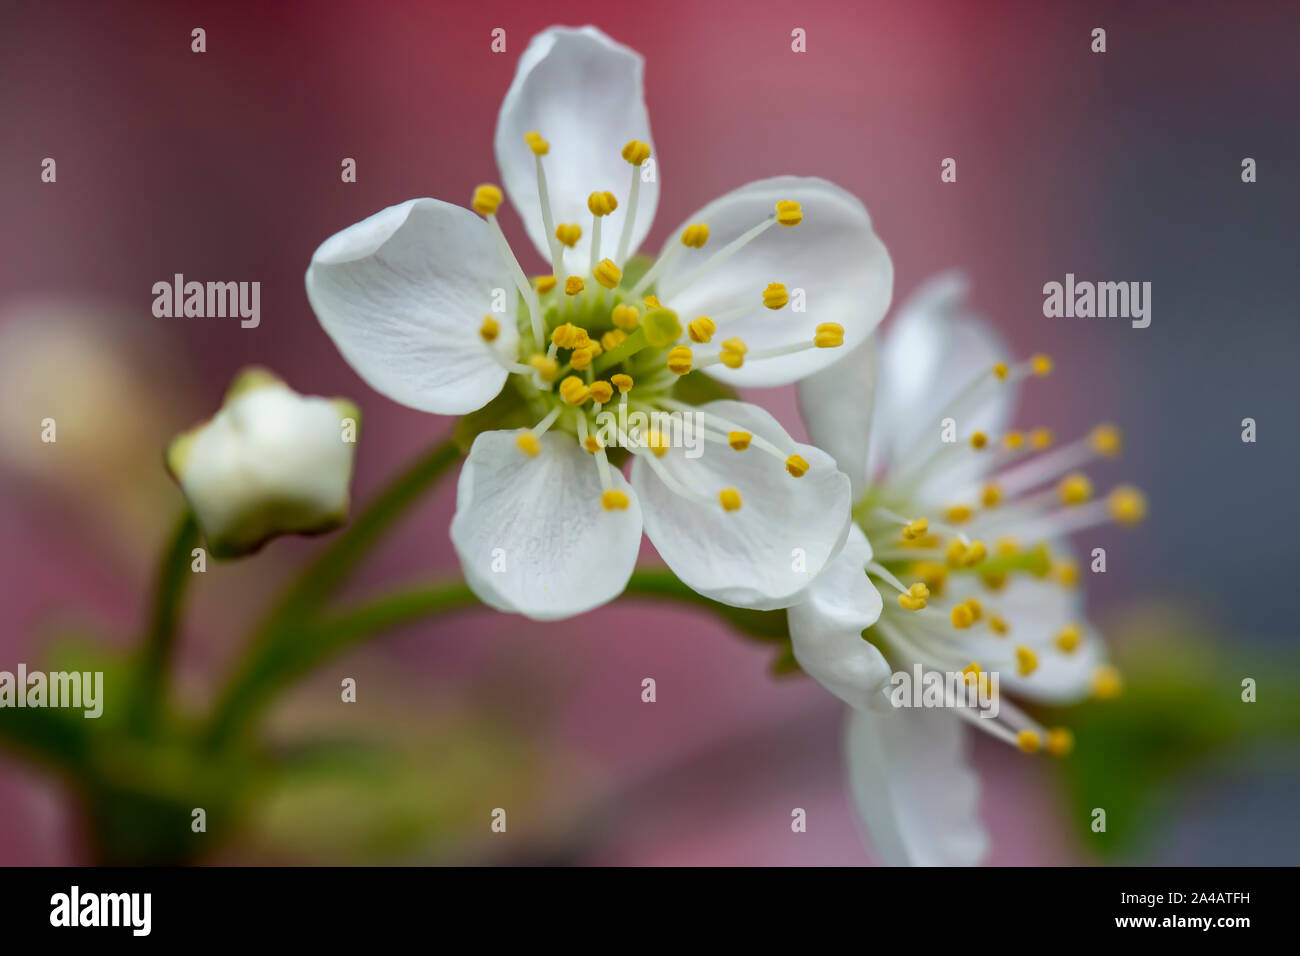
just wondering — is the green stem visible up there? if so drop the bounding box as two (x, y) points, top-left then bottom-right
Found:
(127, 510), (199, 732)
(202, 438), (462, 750)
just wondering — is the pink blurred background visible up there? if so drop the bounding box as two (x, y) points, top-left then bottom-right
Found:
(2, 0), (1297, 864)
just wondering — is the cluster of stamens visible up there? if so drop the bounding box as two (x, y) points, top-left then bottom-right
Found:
(850, 354), (1145, 756)
(470, 133), (844, 514)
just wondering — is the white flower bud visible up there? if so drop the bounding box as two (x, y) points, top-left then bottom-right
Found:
(166, 368), (360, 558)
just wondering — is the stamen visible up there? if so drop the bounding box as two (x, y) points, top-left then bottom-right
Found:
(680, 223), (710, 248)
(666, 204), (793, 295)
(718, 487), (743, 512)
(1017, 730), (1041, 753)
(535, 275), (558, 294)
(1046, 727), (1074, 757)
(479, 315), (499, 341)
(587, 190), (618, 271)
(593, 258), (622, 290)
(611, 304), (639, 330)
(728, 431), (752, 450)
(666, 345), (693, 375)
(602, 488), (629, 510)
(526, 133), (567, 279)
(474, 184), (543, 349)
(555, 223), (582, 248)
(1092, 665), (1123, 699)
(1015, 645), (1039, 676)
(785, 454), (810, 477)
(616, 140), (650, 264)
(1054, 624), (1082, 653)
(611, 373), (634, 393)
(688, 316), (716, 343)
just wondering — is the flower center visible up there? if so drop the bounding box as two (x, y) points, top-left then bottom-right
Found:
(468, 133), (843, 514)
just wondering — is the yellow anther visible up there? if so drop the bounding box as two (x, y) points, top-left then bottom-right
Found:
(785, 454), (810, 478)
(993, 361), (1009, 380)
(970, 430), (988, 449)
(1016, 645), (1039, 676)
(728, 431), (752, 451)
(524, 130), (550, 155)
(1056, 559), (1079, 587)
(995, 537), (1019, 557)
(1047, 727), (1074, 758)
(814, 323), (844, 348)
(554, 223), (582, 247)
(611, 373), (634, 393)
(1055, 624), (1082, 654)
(471, 184), (503, 216)
(559, 375), (590, 405)
(1092, 665), (1123, 699)
(946, 539), (968, 567)
(901, 533), (939, 550)
(587, 191), (618, 216)
(565, 276), (585, 296)
(687, 316), (716, 343)
(528, 354), (559, 382)
(1017, 730), (1041, 754)
(583, 435), (603, 453)
(479, 314), (500, 342)
(1030, 427), (1054, 450)
(1058, 472), (1094, 506)
(951, 603), (974, 629)
(762, 282), (789, 310)
(602, 488), (630, 511)
(1108, 485), (1147, 526)
(593, 258), (622, 289)
(901, 517), (929, 540)
(963, 540), (987, 566)
(988, 614), (1008, 636)
(1031, 354), (1053, 377)
(589, 380), (614, 405)
(516, 431), (541, 457)
(981, 483), (1002, 508)
(611, 304), (639, 330)
(535, 275), (558, 294)
(646, 429), (669, 457)
(621, 139), (651, 166)
(1003, 431), (1024, 450)
(601, 329), (627, 351)
(570, 347), (595, 371)
(774, 200), (803, 226)
(644, 295), (662, 308)
(680, 223), (710, 248)
(718, 487), (742, 512)
(964, 597), (983, 621)
(642, 307), (682, 346)
(551, 323), (580, 348)
(961, 662), (982, 684)
(719, 337), (747, 369)
(945, 504), (973, 524)
(1091, 424), (1122, 458)
(897, 582), (929, 611)
(666, 345), (693, 375)
(909, 562), (948, 593)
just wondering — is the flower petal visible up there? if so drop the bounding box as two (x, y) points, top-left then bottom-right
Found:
(844, 706), (988, 866)
(631, 399), (851, 610)
(306, 198), (517, 416)
(788, 525), (891, 709)
(495, 26), (658, 269)
(450, 429), (642, 621)
(795, 338), (877, 501)
(655, 176), (892, 387)
(874, 271), (1014, 500)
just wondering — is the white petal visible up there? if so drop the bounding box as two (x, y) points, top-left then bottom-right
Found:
(795, 338), (877, 501)
(655, 177), (892, 387)
(875, 271), (1014, 500)
(495, 26), (657, 268)
(631, 400), (851, 610)
(845, 706), (988, 866)
(450, 429), (642, 621)
(306, 198), (517, 416)
(788, 526), (890, 709)
(171, 376), (358, 558)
